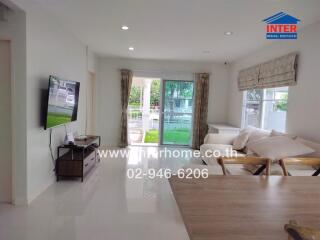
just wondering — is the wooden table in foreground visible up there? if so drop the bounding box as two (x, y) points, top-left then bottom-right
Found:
(169, 175), (320, 240)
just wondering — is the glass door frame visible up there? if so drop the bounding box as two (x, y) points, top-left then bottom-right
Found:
(159, 79), (195, 147)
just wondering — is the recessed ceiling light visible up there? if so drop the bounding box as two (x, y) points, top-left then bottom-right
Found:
(129, 47), (134, 51)
(121, 25), (129, 30)
(224, 31), (233, 36)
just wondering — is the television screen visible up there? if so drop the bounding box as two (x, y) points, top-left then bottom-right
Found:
(44, 75), (80, 129)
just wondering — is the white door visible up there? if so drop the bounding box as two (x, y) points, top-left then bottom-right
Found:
(86, 72), (96, 135)
(0, 40), (12, 203)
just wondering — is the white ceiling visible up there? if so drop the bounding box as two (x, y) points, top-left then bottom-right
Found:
(33, 0), (320, 62)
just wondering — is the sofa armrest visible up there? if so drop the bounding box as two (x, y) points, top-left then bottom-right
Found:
(203, 133), (238, 145)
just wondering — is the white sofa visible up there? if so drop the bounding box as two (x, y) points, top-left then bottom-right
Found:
(197, 128), (320, 176)
(200, 133), (245, 165)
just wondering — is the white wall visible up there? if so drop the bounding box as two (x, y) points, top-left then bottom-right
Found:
(87, 48), (97, 74)
(228, 21), (320, 142)
(0, 1), (27, 205)
(8, 0), (93, 203)
(0, 40), (12, 202)
(24, 1), (87, 202)
(96, 57), (230, 146)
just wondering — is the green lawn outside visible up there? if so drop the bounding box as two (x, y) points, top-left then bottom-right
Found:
(144, 129), (190, 145)
(46, 112), (72, 128)
(144, 130), (159, 143)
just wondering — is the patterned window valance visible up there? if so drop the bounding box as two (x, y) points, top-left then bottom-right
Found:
(238, 52), (298, 91)
(238, 65), (260, 91)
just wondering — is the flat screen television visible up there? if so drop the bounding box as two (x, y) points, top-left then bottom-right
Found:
(44, 75), (80, 130)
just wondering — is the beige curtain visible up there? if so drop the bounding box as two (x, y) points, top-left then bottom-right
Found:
(192, 73), (209, 150)
(119, 69), (133, 148)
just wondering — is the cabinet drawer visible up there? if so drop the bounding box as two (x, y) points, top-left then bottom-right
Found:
(84, 151), (96, 166)
(83, 151), (96, 175)
(57, 161), (82, 176)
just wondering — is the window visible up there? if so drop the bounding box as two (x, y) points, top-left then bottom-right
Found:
(243, 87), (288, 132)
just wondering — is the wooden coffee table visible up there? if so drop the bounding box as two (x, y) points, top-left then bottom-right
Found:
(169, 175), (320, 240)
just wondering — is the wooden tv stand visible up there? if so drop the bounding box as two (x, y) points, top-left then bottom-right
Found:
(55, 135), (101, 182)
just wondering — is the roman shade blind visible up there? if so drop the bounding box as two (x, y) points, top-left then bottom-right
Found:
(238, 52), (298, 91)
(258, 53), (297, 88)
(238, 65), (260, 91)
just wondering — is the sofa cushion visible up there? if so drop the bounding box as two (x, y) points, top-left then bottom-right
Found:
(200, 144), (245, 165)
(296, 137), (320, 157)
(204, 133), (238, 145)
(200, 143), (233, 154)
(247, 136), (315, 161)
(233, 131), (251, 150)
(270, 129), (297, 139)
(200, 144), (231, 165)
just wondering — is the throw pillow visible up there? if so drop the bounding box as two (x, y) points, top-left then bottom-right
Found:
(247, 136), (315, 161)
(270, 129), (297, 139)
(233, 131), (251, 150)
(246, 126), (270, 143)
(240, 126), (271, 153)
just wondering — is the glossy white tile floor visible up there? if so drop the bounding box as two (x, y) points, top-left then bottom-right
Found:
(0, 146), (201, 240)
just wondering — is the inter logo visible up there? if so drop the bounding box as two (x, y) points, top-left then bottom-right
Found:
(263, 12), (300, 40)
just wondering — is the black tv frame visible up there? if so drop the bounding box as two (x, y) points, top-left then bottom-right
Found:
(44, 75), (80, 130)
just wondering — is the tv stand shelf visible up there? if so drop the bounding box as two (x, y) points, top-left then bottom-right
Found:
(55, 135), (101, 182)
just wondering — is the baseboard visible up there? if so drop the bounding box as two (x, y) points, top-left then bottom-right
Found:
(27, 175), (55, 204)
(12, 197), (28, 206)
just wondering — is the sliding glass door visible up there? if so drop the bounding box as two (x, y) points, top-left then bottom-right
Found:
(160, 80), (194, 146)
